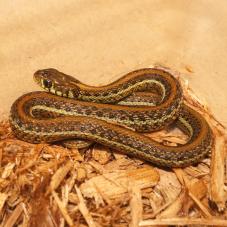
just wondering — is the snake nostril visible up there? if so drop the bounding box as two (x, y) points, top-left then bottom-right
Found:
(43, 71), (48, 76)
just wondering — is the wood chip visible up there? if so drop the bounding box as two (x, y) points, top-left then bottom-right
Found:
(92, 144), (112, 165)
(80, 166), (159, 199)
(185, 65), (194, 73)
(0, 193), (8, 213)
(209, 130), (226, 211)
(1, 163), (15, 179)
(16, 144), (45, 173)
(157, 190), (186, 218)
(129, 184), (142, 227)
(52, 191), (73, 226)
(188, 179), (207, 199)
(0, 147), (2, 167)
(189, 191), (212, 218)
(76, 166), (87, 182)
(49, 161), (73, 193)
(75, 185), (97, 227)
(139, 218), (227, 226)
(3, 203), (24, 227)
(174, 168), (212, 216)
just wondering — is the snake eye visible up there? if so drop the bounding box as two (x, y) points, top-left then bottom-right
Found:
(43, 79), (52, 88)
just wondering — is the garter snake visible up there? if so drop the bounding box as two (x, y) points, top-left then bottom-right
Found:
(9, 68), (213, 167)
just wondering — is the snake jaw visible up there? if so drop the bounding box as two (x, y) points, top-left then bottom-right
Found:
(34, 68), (81, 98)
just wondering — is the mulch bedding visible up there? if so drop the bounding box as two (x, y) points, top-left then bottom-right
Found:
(0, 67), (226, 227)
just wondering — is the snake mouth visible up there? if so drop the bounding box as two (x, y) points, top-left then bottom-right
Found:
(33, 69), (81, 98)
(33, 71), (43, 87)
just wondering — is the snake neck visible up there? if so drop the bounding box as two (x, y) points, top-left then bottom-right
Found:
(34, 68), (183, 105)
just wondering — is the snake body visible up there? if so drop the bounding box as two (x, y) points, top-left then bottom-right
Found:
(10, 68), (213, 167)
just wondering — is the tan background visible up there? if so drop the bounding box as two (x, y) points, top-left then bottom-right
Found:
(1, 0), (227, 126)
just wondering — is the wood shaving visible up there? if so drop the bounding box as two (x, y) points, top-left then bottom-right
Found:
(49, 161), (73, 193)
(139, 218), (227, 226)
(129, 184), (142, 227)
(0, 193), (8, 214)
(157, 189), (186, 218)
(52, 191), (73, 226)
(3, 203), (24, 227)
(75, 186), (97, 227)
(92, 144), (112, 165)
(80, 167), (159, 200)
(209, 129), (226, 212)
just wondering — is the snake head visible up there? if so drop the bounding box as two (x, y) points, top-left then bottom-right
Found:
(34, 68), (81, 98)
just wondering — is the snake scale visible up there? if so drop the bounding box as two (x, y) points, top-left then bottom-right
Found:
(9, 68), (213, 167)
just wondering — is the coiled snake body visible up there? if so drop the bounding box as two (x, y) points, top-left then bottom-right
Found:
(10, 68), (213, 167)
